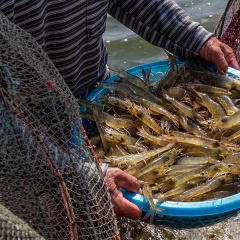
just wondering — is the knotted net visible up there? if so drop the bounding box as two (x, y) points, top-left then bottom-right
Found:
(214, 0), (240, 65)
(0, 12), (118, 240)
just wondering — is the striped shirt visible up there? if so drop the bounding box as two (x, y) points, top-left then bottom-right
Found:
(0, 0), (212, 98)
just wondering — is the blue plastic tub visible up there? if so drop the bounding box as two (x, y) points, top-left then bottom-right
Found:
(86, 60), (240, 229)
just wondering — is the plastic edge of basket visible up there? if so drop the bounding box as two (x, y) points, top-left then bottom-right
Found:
(120, 188), (240, 217)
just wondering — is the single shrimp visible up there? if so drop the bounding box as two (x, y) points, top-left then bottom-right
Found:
(174, 174), (238, 202)
(100, 82), (135, 96)
(162, 90), (205, 123)
(98, 95), (129, 112)
(155, 176), (207, 203)
(214, 110), (240, 129)
(125, 99), (163, 135)
(142, 184), (165, 222)
(223, 152), (240, 164)
(124, 144), (147, 154)
(190, 69), (240, 91)
(136, 127), (170, 147)
(112, 68), (146, 88)
(166, 87), (188, 100)
(182, 145), (230, 159)
(92, 108), (110, 154)
(155, 51), (178, 93)
(178, 115), (207, 137)
(97, 111), (135, 129)
(120, 77), (163, 106)
(224, 129), (240, 142)
(193, 90), (226, 118)
(184, 83), (232, 96)
(176, 156), (219, 165)
(131, 95), (179, 126)
(166, 164), (209, 175)
(104, 127), (139, 146)
(104, 142), (176, 167)
(215, 95), (239, 115)
(136, 148), (180, 178)
(162, 131), (220, 148)
(155, 166), (208, 193)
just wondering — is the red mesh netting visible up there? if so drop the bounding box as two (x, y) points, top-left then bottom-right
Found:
(215, 0), (240, 65)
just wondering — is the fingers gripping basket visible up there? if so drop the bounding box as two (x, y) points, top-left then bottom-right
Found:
(0, 12), (118, 239)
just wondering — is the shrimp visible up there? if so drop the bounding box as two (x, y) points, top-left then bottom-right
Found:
(223, 152), (240, 164)
(78, 98), (105, 111)
(155, 166), (208, 192)
(214, 110), (240, 129)
(97, 111), (135, 129)
(137, 127), (170, 147)
(184, 83), (232, 96)
(131, 95), (179, 126)
(215, 95), (239, 115)
(142, 184), (164, 222)
(113, 69), (146, 88)
(190, 69), (240, 91)
(142, 67), (152, 91)
(195, 162), (234, 179)
(166, 87), (188, 100)
(224, 129), (240, 142)
(100, 82), (135, 96)
(125, 157), (152, 176)
(92, 107), (111, 154)
(155, 176), (206, 203)
(183, 145), (230, 159)
(178, 115), (207, 137)
(104, 127), (139, 146)
(176, 156), (219, 165)
(166, 164), (209, 175)
(174, 174), (238, 202)
(162, 90), (205, 123)
(125, 99), (163, 135)
(136, 148), (180, 178)
(155, 51), (178, 93)
(162, 131), (220, 148)
(104, 142), (176, 167)
(193, 90), (226, 118)
(120, 76), (163, 105)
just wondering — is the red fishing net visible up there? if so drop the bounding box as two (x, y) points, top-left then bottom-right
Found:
(215, 0), (240, 65)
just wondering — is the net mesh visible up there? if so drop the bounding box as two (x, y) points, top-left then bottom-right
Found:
(214, 0), (240, 65)
(0, 12), (118, 240)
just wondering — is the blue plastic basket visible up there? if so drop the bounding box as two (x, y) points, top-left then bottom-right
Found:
(86, 60), (240, 229)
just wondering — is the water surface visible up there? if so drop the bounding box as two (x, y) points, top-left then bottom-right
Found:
(104, 0), (228, 70)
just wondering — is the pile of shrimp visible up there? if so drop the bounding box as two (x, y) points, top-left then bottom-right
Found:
(79, 54), (240, 220)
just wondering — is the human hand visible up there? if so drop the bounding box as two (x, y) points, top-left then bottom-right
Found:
(104, 167), (142, 220)
(199, 36), (239, 73)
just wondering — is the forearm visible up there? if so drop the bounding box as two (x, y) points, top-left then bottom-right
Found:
(108, 0), (213, 59)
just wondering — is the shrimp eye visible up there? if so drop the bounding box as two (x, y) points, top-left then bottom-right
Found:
(220, 116), (228, 123)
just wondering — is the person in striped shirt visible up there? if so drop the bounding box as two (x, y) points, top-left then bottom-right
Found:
(1, 0), (239, 221)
